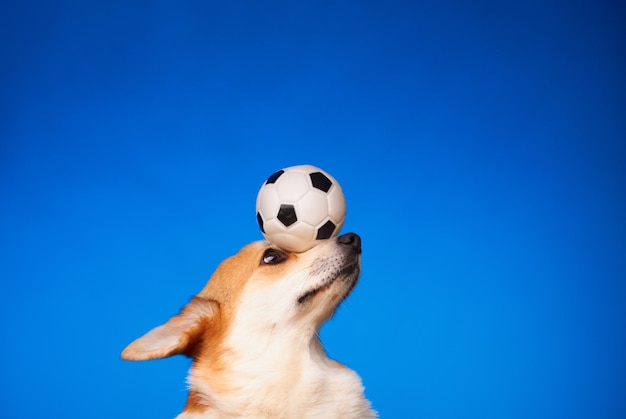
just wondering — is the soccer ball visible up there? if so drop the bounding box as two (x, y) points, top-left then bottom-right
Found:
(256, 165), (346, 253)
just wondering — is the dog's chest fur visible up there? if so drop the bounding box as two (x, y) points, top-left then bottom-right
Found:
(180, 326), (374, 418)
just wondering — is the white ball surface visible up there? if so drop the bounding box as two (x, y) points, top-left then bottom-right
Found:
(256, 165), (346, 252)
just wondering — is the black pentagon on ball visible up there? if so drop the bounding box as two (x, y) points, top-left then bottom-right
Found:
(316, 220), (336, 240)
(256, 212), (265, 233)
(277, 204), (298, 227)
(265, 169), (284, 184)
(309, 172), (332, 192)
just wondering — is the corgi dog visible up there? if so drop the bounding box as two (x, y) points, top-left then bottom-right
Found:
(122, 233), (376, 418)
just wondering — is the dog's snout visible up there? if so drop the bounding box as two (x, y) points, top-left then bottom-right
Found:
(337, 233), (361, 253)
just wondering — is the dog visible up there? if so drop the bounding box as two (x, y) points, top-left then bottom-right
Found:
(122, 232), (376, 418)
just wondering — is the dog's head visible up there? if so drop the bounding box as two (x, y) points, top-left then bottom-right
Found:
(121, 233), (362, 362)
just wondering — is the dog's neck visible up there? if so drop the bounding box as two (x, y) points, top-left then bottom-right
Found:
(180, 326), (373, 418)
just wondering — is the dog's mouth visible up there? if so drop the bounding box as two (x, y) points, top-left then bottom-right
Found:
(297, 262), (359, 305)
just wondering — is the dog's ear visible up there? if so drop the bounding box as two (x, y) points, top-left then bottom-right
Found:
(121, 297), (219, 361)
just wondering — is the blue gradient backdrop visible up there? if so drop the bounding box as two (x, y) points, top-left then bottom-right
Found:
(1, 1), (624, 418)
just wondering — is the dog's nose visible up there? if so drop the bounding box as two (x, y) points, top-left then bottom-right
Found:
(337, 232), (361, 253)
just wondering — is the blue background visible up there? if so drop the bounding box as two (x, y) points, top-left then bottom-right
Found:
(1, 1), (624, 418)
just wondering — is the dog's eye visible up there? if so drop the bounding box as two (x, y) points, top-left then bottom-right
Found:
(261, 248), (287, 265)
